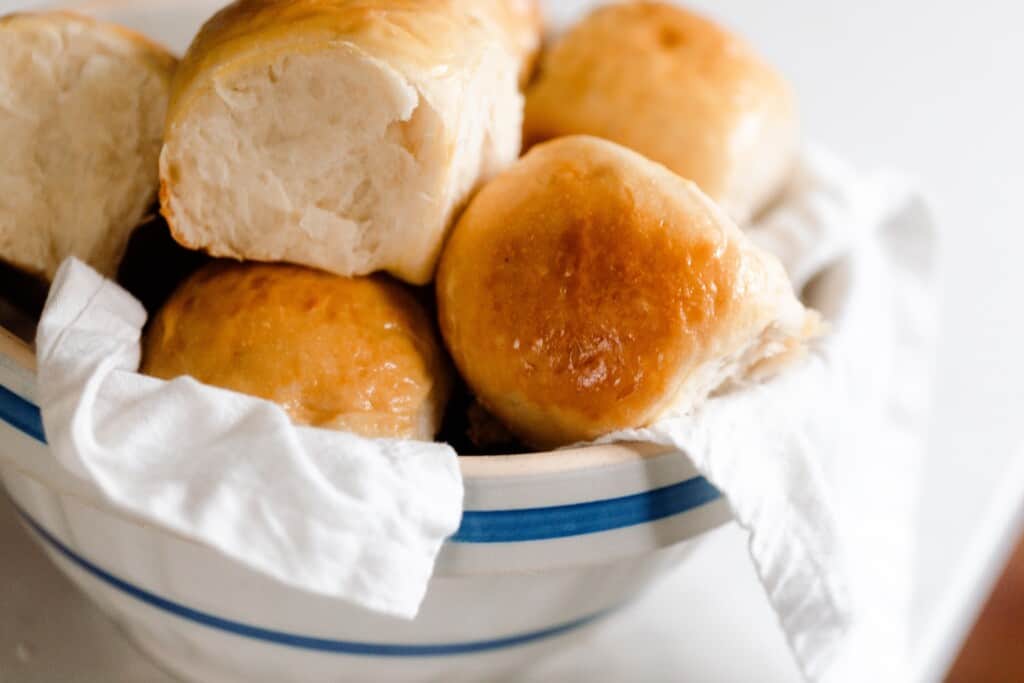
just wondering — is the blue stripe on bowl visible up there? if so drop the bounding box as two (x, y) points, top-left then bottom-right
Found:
(0, 384), (45, 443)
(14, 504), (611, 657)
(453, 477), (721, 543)
(0, 383), (721, 542)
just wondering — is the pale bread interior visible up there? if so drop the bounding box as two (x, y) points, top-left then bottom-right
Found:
(162, 43), (522, 285)
(0, 16), (170, 279)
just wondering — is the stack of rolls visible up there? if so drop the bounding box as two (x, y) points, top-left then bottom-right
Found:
(0, 0), (820, 451)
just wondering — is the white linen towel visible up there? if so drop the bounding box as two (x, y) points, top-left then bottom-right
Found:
(34, 263), (464, 619)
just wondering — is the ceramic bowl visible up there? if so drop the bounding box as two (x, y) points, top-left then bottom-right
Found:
(0, 325), (729, 682)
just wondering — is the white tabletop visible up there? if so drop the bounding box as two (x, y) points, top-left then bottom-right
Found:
(3, 0), (1024, 681)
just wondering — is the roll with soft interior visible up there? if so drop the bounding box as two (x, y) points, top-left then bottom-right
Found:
(160, 0), (540, 286)
(0, 11), (175, 280)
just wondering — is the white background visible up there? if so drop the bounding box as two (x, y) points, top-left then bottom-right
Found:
(2, 0), (1023, 681)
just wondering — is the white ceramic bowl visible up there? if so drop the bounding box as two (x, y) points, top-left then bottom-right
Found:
(0, 329), (730, 682)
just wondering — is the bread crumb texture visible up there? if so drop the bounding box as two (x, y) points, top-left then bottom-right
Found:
(0, 12), (174, 279)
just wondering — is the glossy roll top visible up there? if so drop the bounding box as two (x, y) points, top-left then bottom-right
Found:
(143, 262), (452, 440)
(437, 136), (818, 448)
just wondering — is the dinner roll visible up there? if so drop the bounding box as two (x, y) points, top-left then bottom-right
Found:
(523, 2), (797, 225)
(0, 12), (175, 279)
(436, 136), (819, 448)
(142, 262), (451, 441)
(160, 0), (541, 286)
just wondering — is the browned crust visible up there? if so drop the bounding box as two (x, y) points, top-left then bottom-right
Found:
(523, 1), (796, 211)
(436, 136), (760, 448)
(143, 261), (451, 439)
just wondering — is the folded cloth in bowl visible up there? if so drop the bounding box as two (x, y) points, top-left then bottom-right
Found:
(597, 147), (936, 682)
(35, 260), (464, 619)
(32, 146), (934, 682)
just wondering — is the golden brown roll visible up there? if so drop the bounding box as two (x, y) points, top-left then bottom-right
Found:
(523, 2), (797, 225)
(436, 136), (819, 449)
(160, 0), (541, 286)
(0, 11), (176, 279)
(143, 262), (451, 441)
